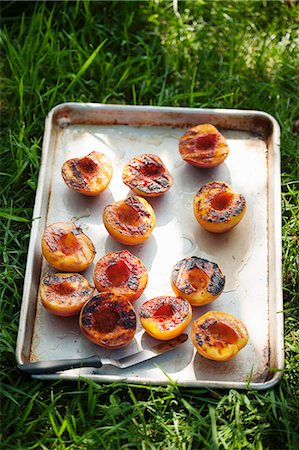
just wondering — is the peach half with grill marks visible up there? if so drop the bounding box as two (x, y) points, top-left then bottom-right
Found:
(193, 181), (246, 233)
(93, 250), (148, 302)
(39, 273), (94, 317)
(179, 124), (229, 168)
(103, 196), (156, 245)
(79, 293), (137, 349)
(171, 256), (225, 306)
(42, 222), (96, 272)
(191, 311), (249, 361)
(61, 151), (113, 196)
(122, 153), (173, 197)
(139, 296), (192, 340)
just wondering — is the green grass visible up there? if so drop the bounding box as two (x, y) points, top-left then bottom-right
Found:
(1, 1), (298, 449)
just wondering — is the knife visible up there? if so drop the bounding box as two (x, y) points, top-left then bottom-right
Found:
(17, 333), (188, 375)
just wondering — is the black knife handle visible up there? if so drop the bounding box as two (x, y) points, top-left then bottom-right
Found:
(17, 355), (103, 374)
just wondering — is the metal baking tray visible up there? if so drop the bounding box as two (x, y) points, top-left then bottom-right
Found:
(16, 103), (283, 389)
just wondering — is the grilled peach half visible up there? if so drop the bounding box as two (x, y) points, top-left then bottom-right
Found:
(39, 273), (94, 317)
(139, 296), (192, 340)
(122, 153), (173, 197)
(42, 222), (95, 271)
(93, 250), (148, 302)
(191, 311), (249, 361)
(193, 181), (246, 233)
(103, 196), (156, 245)
(179, 124), (229, 168)
(171, 256), (225, 306)
(79, 293), (137, 349)
(61, 151), (113, 196)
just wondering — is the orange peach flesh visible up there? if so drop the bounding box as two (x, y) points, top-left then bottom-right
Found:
(208, 322), (239, 345)
(58, 232), (80, 255)
(117, 204), (140, 226)
(188, 268), (209, 291)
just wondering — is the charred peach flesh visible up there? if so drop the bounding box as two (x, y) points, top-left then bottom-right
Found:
(179, 124), (229, 168)
(42, 222), (95, 271)
(191, 311), (249, 361)
(139, 296), (192, 340)
(193, 181), (246, 233)
(122, 153), (173, 197)
(103, 196), (156, 245)
(61, 151), (113, 196)
(93, 250), (148, 302)
(39, 273), (94, 317)
(171, 256), (225, 306)
(79, 293), (137, 349)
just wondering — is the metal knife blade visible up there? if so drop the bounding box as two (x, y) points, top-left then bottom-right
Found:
(104, 333), (188, 369)
(17, 334), (188, 375)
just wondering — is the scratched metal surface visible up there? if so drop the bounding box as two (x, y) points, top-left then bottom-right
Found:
(16, 104), (283, 389)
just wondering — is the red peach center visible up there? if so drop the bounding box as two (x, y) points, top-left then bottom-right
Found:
(106, 260), (130, 287)
(153, 303), (174, 319)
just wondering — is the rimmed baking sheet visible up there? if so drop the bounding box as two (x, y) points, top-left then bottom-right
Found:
(16, 104), (283, 389)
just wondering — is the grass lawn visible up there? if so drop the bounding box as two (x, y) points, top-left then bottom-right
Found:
(1, 1), (298, 449)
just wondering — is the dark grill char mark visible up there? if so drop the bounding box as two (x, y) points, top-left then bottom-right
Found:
(119, 310), (137, 329)
(201, 319), (217, 329)
(67, 160), (89, 190)
(127, 274), (139, 291)
(124, 196), (152, 218)
(208, 273), (225, 295)
(81, 297), (99, 328)
(233, 195), (246, 216)
(195, 333), (203, 346)
(129, 175), (169, 194)
(82, 296), (100, 317)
